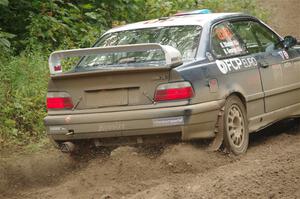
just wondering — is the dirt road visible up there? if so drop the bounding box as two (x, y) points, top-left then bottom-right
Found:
(0, 119), (299, 199)
(1, 1), (300, 198)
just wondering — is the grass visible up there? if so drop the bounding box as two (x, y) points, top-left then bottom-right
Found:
(0, 52), (49, 147)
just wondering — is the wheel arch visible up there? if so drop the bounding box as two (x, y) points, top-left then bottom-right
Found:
(226, 92), (247, 111)
(209, 91), (248, 153)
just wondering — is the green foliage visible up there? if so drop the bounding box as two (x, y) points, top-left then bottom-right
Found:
(0, 0), (8, 6)
(25, 1), (102, 51)
(0, 0), (268, 145)
(198, 0), (269, 21)
(0, 28), (15, 54)
(0, 53), (48, 145)
(0, 0), (268, 53)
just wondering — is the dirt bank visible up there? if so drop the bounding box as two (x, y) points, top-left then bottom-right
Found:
(259, 0), (300, 39)
(0, 119), (299, 199)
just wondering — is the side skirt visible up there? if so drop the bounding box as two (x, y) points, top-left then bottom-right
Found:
(248, 102), (300, 133)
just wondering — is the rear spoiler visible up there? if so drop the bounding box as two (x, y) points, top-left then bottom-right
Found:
(48, 43), (182, 75)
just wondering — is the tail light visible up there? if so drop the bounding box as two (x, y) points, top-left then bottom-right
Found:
(47, 92), (73, 110)
(154, 82), (194, 102)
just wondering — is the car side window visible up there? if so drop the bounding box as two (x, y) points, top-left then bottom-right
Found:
(211, 22), (247, 58)
(229, 21), (261, 54)
(230, 20), (281, 53)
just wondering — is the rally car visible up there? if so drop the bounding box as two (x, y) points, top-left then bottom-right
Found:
(45, 10), (300, 154)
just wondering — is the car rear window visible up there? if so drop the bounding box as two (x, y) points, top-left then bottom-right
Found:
(76, 25), (201, 71)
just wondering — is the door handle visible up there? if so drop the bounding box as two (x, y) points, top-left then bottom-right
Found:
(260, 62), (269, 68)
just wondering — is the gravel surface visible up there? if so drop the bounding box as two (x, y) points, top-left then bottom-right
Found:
(0, 119), (299, 199)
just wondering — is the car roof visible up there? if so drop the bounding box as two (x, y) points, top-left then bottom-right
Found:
(106, 13), (251, 34)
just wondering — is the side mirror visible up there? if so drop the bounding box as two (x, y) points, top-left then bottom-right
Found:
(282, 35), (298, 49)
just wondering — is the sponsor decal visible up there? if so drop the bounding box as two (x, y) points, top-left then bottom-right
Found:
(278, 50), (289, 60)
(98, 122), (125, 132)
(216, 57), (258, 74)
(206, 52), (214, 61)
(49, 126), (67, 132)
(54, 65), (62, 72)
(152, 116), (184, 127)
(220, 40), (244, 55)
(215, 27), (233, 40)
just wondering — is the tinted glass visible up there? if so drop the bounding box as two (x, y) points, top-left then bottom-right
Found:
(250, 21), (281, 52)
(229, 21), (261, 54)
(76, 26), (201, 71)
(230, 20), (281, 53)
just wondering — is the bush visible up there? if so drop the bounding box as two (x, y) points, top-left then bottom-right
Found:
(0, 52), (48, 145)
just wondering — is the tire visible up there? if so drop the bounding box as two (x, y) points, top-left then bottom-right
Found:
(223, 95), (249, 155)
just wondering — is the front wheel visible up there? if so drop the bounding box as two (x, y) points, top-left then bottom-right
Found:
(223, 96), (249, 155)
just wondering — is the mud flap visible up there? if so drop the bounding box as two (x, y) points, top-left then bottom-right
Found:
(208, 107), (225, 151)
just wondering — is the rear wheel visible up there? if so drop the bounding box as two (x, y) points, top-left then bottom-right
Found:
(223, 95), (249, 155)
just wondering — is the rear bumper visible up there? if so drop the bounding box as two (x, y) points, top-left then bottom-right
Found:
(44, 100), (224, 142)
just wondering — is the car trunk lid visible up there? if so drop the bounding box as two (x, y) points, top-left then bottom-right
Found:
(47, 44), (182, 110)
(48, 67), (170, 109)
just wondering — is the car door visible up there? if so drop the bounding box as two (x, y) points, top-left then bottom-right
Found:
(230, 20), (298, 113)
(280, 41), (300, 109)
(210, 21), (265, 120)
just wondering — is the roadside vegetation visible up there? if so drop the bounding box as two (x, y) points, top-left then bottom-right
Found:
(0, 0), (267, 148)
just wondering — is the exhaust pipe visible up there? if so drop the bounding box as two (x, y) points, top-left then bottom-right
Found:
(60, 141), (76, 153)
